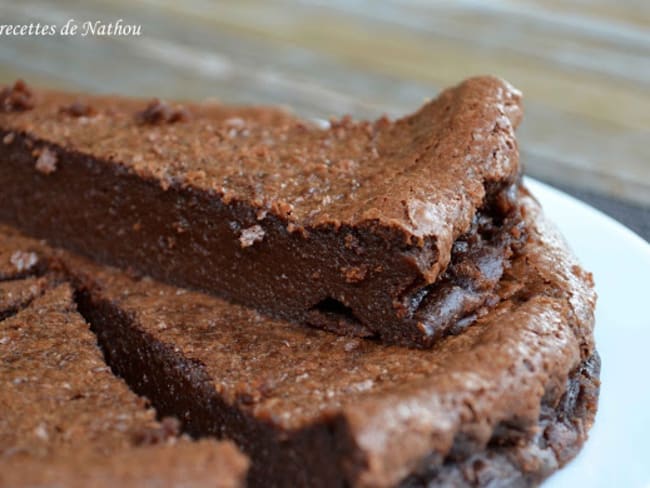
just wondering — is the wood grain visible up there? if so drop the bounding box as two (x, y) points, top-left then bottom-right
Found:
(0, 0), (648, 205)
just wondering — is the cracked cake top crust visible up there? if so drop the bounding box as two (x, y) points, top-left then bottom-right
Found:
(0, 76), (521, 240)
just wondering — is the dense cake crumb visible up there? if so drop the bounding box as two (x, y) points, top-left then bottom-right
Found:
(0, 76), (526, 347)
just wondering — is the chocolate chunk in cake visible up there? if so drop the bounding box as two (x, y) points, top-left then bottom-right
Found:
(0, 77), (524, 347)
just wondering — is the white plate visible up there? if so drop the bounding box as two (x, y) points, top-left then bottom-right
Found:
(525, 178), (650, 488)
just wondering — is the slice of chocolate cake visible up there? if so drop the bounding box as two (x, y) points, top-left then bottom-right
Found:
(0, 188), (598, 487)
(0, 77), (524, 347)
(0, 279), (248, 487)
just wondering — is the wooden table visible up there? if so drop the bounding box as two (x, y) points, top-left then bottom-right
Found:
(1, 0), (648, 235)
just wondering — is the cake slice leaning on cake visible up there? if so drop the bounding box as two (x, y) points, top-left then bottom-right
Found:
(0, 77), (525, 348)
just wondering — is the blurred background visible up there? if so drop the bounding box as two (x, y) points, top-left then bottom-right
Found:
(1, 0), (648, 239)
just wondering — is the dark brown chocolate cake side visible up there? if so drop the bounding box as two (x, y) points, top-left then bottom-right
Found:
(0, 277), (248, 487)
(0, 76), (523, 347)
(0, 188), (598, 487)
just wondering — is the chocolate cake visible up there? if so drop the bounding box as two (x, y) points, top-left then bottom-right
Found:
(0, 189), (599, 487)
(0, 77), (524, 347)
(0, 276), (248, 487)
